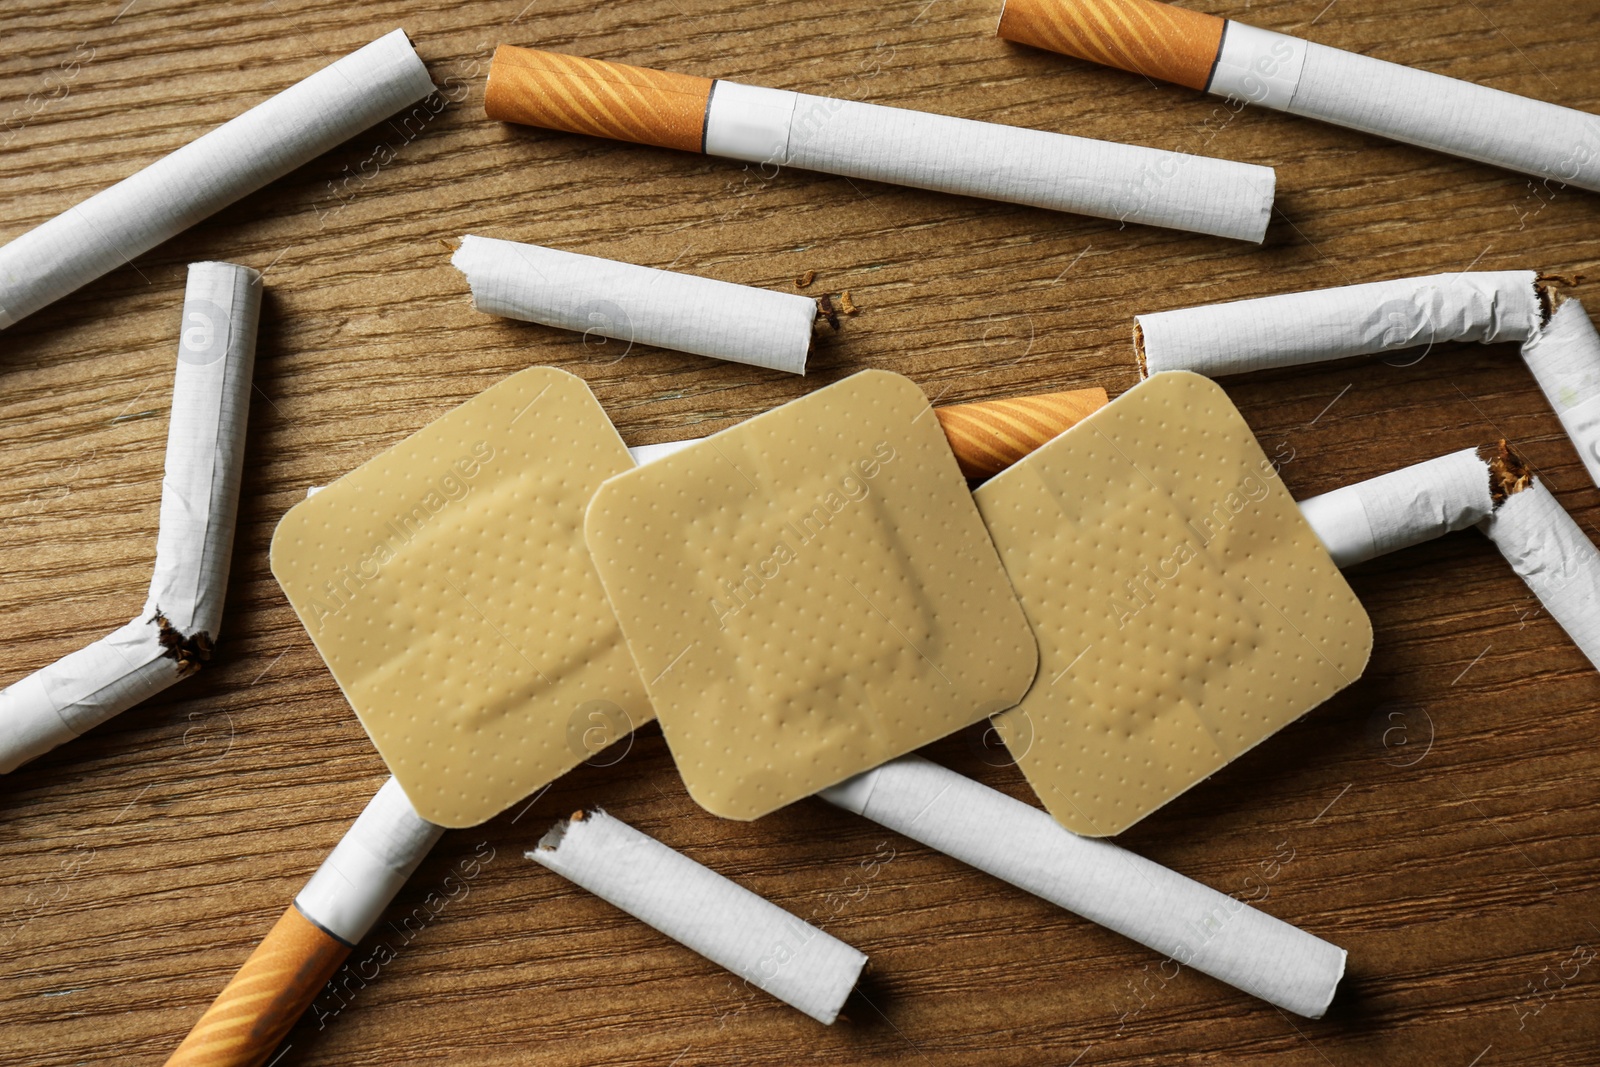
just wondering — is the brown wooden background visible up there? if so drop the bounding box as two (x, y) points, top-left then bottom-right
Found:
(3, 1), (1599, 1064)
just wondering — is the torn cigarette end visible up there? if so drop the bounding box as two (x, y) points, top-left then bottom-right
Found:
(153, 611), (213, 675)
(1132, 321), (1148, 378)
(1478, 440), (1534, 506)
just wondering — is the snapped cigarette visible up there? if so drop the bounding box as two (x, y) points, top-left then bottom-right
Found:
(529, 808), (868, 1025)
(451, 235), (817, 374)
(0, 262), (261, 773)
(819, 755), (1345, 1017)
(295, 777), (446, 945)
(484, 45), (1277, 242)
(1135, 271), (1546, 377)
(1521, 299), (1600, 489)
(998, 0), (1600, 192)
(0, 30), (434, 329)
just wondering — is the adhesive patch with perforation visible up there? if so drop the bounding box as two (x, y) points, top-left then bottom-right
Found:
(973, 372), (1372, 837)
(269, 367), (652, 828)
(584, 369), (1040, 820)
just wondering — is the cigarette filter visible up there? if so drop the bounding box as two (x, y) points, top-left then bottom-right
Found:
(0, 31), (433, 330)
(821, 756), (1344, 1017)
(452, 235), (818, 374)
(1297, 447), (1496, 568)
(998, 0), (1600, 192)
(530, 809), (868, 1025)
(166, 778), (443, 1067)
(1521, 299), (1600, 489)
(1, 262), (260, 773)
(485, 45), (1277, 242)
(1136, 271), (1545, 377)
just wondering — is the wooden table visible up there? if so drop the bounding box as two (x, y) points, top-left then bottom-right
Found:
(3, 1), (1598, 1064)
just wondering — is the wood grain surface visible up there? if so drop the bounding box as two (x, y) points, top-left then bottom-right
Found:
(3, 1), (1599, 1064)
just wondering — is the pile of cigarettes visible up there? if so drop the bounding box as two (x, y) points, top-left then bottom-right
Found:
(1, 5), (1597, 1066)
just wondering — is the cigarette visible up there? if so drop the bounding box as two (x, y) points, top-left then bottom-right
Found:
(625, 386), (1109, 472)
(166, 777), (443, 1066)
(1296, 447), (1496, 568)
(529, 808), (868, 1025)
(452, 235), (818, 374)
(819, 755), (1345, 1018)
(997, 0), (1600, 192)
(1520, 298), (1600, 489)
(484, 45), (1277, 242)
(0, 30), (434, 329)
(0, 262), (260, 773)
(1135, 270), (1545, 377)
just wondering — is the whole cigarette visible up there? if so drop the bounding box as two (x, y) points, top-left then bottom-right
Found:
(1297, 447), (1495, 568)
(296, 777), (445, 945)
(0, 262), (260, 772)
(1136, 271), (1545, 377)
(819, 755), (1345, 1018)
(0, 30), (434, 329)
(485, 45), (1277, 242)
(1520, 299), (1600, 489)
(998, 0), (1600, 192)
(452, 235), (817, 374)
(529, 809), (868, 1024)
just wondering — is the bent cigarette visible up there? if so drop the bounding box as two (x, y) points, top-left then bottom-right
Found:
(1, 262), (261, 773)
(1520, 299), (1600, 489)
(998, 0), (1600, 192)
(530, 808), (868, 1025)
(452, 235), (818, 374)
(1135, 271), (1546, 377)
(0, 30), (434, 329)
(1297, 447), (1496, 568)
(167, 777), (443, 1067)
(484, 45), (1277, 242)
(819, 755), (1345, 1018)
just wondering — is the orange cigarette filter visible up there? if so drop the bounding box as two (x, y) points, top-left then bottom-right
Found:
(485, 45), (712, 153)
(936, 386), (1109, 479)
(998, 0), (1224, 91)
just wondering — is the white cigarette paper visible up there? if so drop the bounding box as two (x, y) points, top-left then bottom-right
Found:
(452, 236), (816, 374)
(1208, 25), (1600, 192)
(819, 756), (1345, 1018)
(1521, 299), (1600, 489)
(0, 262), (261, 772)
(1297, 448), (1494, 568)
(296, 777), (446, 944)
(1137, 271), (1544, 376)
(529, 809), (867, 1024)
(1478, 478), (1600, 672)
(0, 30), (434, 329)
(627, 437), (704, 466)
(704, 81), (1275, 242)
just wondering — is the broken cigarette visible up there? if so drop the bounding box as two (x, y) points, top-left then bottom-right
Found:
(1136, 271), (1546, 377)
(1520, 299), (1600, 489)
(529, 808), (868, 1025)
(819, 755), (1345, 1018)
(451, 235), (818, 374)
(484, 45), (1277, 242)
(0, 30), (434, 329)
(167, 777), (443, 1067)
(998, 0), (1600, 192)
(1, 262), (260, 773)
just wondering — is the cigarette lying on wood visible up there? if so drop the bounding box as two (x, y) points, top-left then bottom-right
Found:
(1135, 271), (1547, 377)
(452, 236), (819, 374)
(529, 808), (868, 1025)
(819, 755), (1344, 1018)
(997, 0), (1600, 192)
(1521, 299), (1600, 489)
(1, 262), (261, 773)
(166, 777), (444, 1067)
(0, 30), (434, 329)
(484, 45), (1277, 242)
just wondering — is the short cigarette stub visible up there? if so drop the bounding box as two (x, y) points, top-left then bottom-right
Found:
(998, 0), (1223, 91)
(486, 45), (712, 153)
(530, 808), (868, 1025)
(935, 387), (1109, 478)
